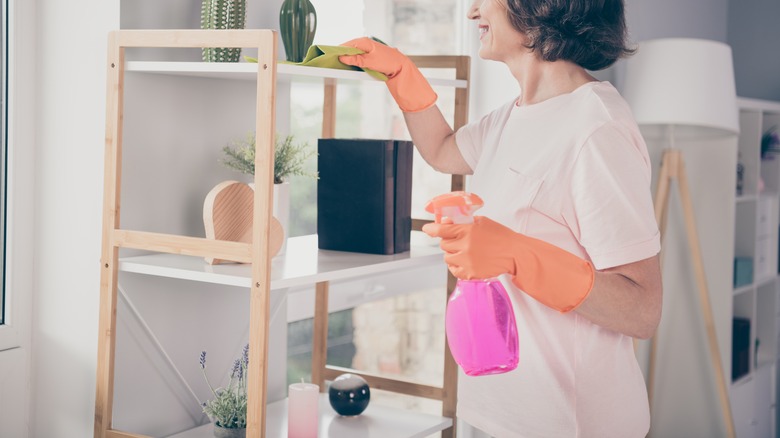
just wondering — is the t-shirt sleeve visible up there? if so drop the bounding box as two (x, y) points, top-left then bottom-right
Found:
(455, 100), (516, 172)
(566, 121), (661, 270)
(455, 123), (480, 172)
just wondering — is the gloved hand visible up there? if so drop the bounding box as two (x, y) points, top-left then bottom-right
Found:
(338, 37), (437, 113)
(422, 216), (595, 313)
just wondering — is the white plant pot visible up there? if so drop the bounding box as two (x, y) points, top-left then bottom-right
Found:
(248, 182), (290, 256)
(273, 182), (290, 255)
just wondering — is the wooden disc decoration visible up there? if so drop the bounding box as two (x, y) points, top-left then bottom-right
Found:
(203, 181), (284, 264)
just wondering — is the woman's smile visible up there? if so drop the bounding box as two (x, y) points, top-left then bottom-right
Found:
(479, 24), (489, 40)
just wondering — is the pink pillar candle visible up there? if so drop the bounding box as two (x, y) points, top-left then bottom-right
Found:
(288, 382), (319, 437)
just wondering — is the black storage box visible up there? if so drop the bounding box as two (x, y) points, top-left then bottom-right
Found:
(732, 317), (750, 381)
(317, 138), (413, 254)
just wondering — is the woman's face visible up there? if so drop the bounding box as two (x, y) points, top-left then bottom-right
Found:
(467, 0), (527, 62)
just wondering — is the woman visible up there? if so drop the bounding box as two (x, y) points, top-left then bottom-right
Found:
(339, 0), (662, 436)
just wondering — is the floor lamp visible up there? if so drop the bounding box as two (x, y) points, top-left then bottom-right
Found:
(623, 38), (740, 438)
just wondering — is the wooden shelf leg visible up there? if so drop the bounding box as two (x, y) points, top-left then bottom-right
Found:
(312, 281), (330, 391)
(441, 273), (460, 438)
(95, 30), (124, 438)
(322, 79), (337, 140)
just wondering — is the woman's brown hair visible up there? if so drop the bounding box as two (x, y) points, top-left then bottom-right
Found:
(505, 0), (635, 70)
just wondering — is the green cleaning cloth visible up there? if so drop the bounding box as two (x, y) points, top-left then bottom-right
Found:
(245, 44), (388, 81)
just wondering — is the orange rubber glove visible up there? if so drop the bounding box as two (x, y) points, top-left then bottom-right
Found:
(422, 216), (595, 313)
(338, 37), (437, 113)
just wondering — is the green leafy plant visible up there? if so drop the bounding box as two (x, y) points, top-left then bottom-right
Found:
(199, 346), (248, 429)
(762, 126), (780, 159)
(221, 132), (317, 184)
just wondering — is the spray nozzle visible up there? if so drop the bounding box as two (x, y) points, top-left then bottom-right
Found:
(424, 191), (484, 224)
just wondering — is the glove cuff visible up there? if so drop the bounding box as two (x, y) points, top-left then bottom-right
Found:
(509, 237), (596, 313)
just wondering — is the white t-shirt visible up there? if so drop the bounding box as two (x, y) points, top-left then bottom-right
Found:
(454, 81), (661, 438)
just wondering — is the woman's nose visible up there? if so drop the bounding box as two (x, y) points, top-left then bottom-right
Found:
(467, 0), (481, 19)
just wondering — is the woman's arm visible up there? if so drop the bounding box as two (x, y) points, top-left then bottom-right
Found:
(337, 37), (472, 175)
(575, 254), (662, 339)
(423, 217), (662, 339)
(403, 106), (472, 175)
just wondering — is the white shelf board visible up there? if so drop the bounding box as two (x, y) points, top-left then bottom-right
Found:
(167, 394), (452, 438)
(736, 194), (757, 203)
(731, 372), (752, 388)
(125, 61), (468, 89)
(756, 275), (777, 289)
(738, 97), (780, 113)
(119, 232), (444, 290)
(733, 283), (754, 296)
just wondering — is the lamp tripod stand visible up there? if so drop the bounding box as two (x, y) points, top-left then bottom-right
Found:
(647, 148), (736, 438)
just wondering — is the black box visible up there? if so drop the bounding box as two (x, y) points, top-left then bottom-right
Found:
(732, 317), (750, 381)
(317, 138), (413, 254)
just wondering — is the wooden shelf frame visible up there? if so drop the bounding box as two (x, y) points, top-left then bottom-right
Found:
(96, 29), (278, 438)
(95, 29), (470, 438)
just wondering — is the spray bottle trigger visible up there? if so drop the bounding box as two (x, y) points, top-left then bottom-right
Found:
(424, 191), (484, 224)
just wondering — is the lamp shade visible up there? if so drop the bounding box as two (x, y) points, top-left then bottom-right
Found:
(622, 38), (739, 139)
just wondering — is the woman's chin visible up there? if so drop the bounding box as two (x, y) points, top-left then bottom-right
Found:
(478, 48), (497, 61)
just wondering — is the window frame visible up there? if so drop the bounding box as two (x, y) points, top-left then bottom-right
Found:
(0, 0), (6, 327)
(0, 0), (35, 352)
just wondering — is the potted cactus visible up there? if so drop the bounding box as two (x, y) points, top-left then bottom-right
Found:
(201, 0), (247, 62)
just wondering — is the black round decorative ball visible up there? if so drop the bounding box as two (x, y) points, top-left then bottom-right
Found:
(328, 373), (370, 416)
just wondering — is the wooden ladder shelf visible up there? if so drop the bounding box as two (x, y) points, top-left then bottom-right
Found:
(94, 29), (469, 438)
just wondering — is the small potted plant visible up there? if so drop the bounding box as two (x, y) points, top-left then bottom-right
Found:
(221, 132), (317, 185)
(199, 346), (249, 438)
(221, 133), (316, 253)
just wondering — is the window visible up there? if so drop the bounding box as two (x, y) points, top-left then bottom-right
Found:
(286, 0), (464, 420)
(0, 0), (7, 326)
(287, 0), (463, 237)
(0, 0), (35, 349)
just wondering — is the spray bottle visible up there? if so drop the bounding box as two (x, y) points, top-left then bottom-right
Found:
(425, 191), (519, 376)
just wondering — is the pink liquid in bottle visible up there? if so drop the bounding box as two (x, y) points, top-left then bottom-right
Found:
(446, 279), (519, 376)
(426, 192), (520, 376)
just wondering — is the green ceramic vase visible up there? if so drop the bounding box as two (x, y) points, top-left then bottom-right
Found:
(279, 0), (317, 63)
(200, 0), (247, 62)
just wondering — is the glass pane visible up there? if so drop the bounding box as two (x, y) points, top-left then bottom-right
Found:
(287, 0), (461, 237)
(0, 0), (6, 326)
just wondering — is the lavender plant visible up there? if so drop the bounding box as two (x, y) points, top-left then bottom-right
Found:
(199, 345), (249, 429)
(200, 0), (247, 62)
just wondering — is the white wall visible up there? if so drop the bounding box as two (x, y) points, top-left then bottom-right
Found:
(32, 1), (119, 437)
(625, 0), (729, 43)
(727, 0), (780, 101)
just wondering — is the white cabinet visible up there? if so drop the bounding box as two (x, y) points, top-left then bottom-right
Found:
(730, 367), (775, 438)
(731, 97), (780, 437)
(732, 377), (757, 438)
